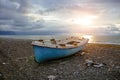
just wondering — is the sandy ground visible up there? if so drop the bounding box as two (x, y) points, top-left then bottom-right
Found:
(0, 38), (120, 80)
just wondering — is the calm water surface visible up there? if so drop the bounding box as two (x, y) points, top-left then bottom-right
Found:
(0, 35), (120, 45)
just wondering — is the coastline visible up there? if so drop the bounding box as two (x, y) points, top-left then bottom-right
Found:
(0, 38), (120, 80)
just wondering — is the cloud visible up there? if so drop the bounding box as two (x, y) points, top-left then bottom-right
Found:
(0, 0), (120, 35)
(32, 0), (77, 9)
(90, 24), (120, 35)
(107, 25), (120, 31)
(92, 0), (120, 3)
(0, 0), (19, 10)
(69, 24), (120, 35)
(0, 0), (45, 31)
(106, 24), (120, 34)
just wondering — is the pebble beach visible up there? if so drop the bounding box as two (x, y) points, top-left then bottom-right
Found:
(0, 38), (120, 80)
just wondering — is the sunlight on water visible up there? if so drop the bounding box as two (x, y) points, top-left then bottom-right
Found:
(82, 35), (93, 43)
(0, 35), (120, 45)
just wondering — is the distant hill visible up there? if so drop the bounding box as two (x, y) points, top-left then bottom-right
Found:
(13, 31), (66, 35)
(0, 31), (66, 35)
(0, 31), (16, 35)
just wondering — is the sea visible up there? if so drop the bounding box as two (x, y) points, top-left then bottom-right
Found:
(0, 34), (120, 45)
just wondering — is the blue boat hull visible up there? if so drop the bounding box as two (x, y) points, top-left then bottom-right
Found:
(33, 40), (88, 63)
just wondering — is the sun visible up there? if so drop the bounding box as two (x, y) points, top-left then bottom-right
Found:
(73, 18), (93, 26)
(72, 15), (97, 26)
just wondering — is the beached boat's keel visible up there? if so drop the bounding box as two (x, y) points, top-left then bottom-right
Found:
(33, 45), (85, 63)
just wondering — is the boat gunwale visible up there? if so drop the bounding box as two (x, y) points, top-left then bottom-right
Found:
(32, 44), (85, 49)
(32, 41), (88, 49)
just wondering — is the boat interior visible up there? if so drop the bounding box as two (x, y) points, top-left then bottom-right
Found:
(32, 36), (87, 48)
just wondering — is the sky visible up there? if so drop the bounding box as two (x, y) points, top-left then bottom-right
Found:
(0, 0), (120, 35)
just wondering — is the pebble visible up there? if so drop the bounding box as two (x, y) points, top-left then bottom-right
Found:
(0, 72), (4, 80)
(85, 59), (106, 68)
(85, 59), (94, 66)
(75, 52), (86, 56)
(81, 52), (85, 55)
(2, 62), (6, 65)
(48, 75), (56, 80)
(93, 63), (105, 68)
(115, 66), (120, 69)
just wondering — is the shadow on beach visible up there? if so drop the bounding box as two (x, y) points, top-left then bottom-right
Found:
(0, 38), (120, 80)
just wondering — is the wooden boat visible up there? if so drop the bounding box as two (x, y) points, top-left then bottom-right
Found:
(32, 37), (89, 63)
